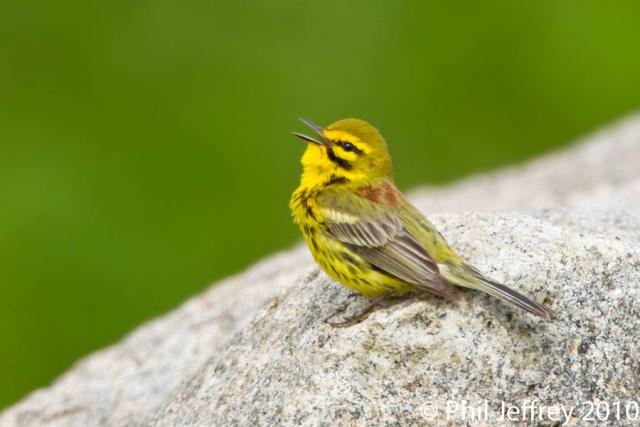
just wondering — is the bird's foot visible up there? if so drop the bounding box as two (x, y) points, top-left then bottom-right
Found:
(324, 290), (396, 328)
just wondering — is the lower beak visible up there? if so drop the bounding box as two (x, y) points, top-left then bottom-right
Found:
(292, 131), (322, 145)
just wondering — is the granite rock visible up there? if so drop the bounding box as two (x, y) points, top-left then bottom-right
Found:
(153, 210), (640, 426)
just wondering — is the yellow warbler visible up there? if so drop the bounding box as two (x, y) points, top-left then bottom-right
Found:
(290, 118), (553, 326)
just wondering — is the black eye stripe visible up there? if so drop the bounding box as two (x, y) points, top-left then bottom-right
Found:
(326, 147), (352, 170)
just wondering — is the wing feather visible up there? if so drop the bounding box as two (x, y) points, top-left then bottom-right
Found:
(318, 187), (457, 297)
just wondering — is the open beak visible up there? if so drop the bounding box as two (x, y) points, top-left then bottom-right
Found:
(291, 118), (327, 146)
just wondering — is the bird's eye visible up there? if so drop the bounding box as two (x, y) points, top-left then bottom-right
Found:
(339, 141), (356, 152)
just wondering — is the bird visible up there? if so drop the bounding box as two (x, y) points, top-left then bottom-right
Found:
(289, 118), (553, 327)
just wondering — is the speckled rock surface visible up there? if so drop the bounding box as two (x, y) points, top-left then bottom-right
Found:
(153, 210), (640, 426)
(1, 114), (640, 427)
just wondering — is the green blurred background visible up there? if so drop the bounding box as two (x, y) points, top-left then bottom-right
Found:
(1, 0), (639, 408)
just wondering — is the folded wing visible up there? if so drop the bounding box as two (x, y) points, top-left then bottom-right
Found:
(318, 188), (460, 300)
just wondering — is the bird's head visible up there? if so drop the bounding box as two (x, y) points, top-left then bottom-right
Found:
(293, 118), (393, 187)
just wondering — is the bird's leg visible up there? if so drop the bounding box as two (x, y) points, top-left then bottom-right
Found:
(324, 290), (396, 328)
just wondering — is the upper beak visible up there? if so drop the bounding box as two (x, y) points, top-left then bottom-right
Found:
(291, 118), (327, 146)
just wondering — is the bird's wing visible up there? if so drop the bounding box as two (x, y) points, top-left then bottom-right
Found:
(317, 187), (459, 299)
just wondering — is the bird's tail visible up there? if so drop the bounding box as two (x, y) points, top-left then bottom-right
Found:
(439, 263), (554, 320)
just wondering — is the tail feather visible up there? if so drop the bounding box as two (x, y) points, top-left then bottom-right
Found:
(471, 276), (554, 320)
(440, 264), (554, 320)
